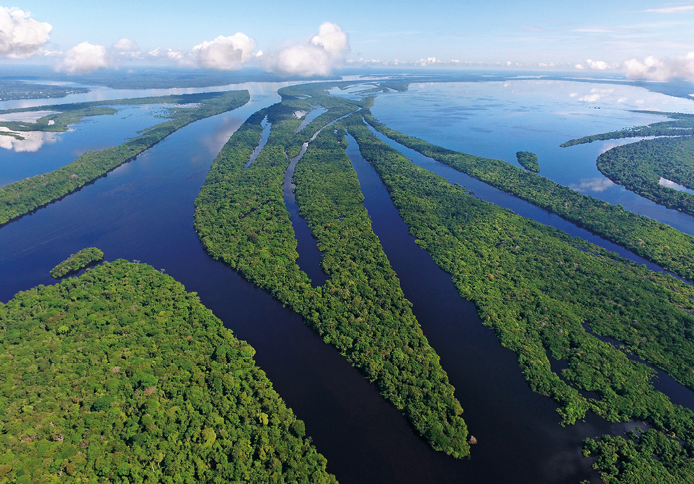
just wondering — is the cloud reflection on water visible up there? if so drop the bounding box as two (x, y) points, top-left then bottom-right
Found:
(0, 129), (59, 152)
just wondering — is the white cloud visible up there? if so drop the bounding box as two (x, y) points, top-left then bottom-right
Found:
(646, 5), (694, 13)
(111, 38), (143, 60)
(192, 33), (256, 70)
(570, 178), (615, 193)
(624, 52), (694, 81)
(0, 7), (52, 58)
(264, 22), (349, 76)
(112, 38), (139, 51)
(148, 47), (185, 62)
(56, 42), (109, 74)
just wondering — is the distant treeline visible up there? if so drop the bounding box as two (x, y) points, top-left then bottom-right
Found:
(0, 80), (89, 101)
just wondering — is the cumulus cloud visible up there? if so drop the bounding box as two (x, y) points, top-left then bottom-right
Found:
(192, 33), (256, 70)
(576, 59), (617, 70)
(112, 38), (143, 60)
(148, 47), (185, 62)
(56, 41), (109, 74)
(264, 22), (349, 76)
(0, 7), (52, 58)
(624, 52), (694, 81)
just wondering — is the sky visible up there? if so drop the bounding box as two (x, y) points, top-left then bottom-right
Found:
(2, 0), (694, 80)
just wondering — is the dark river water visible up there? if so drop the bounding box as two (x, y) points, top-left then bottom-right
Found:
(2, 80), (693, 483)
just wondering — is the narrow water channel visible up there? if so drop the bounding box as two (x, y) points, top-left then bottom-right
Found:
(295, 106), (328, 133)
(581, 323), (694, 412)
(368, 124), (692, 284)
(283, 142), (328, 287)
(344, 132), (649, 484)
(280, 109), (362, 287)
(244, 115), (271, 168)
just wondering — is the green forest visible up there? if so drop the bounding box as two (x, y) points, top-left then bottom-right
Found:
(0, 260), (336, 484)
(364, 111), (694, 282)
(516, 151), (540, 173)
(597, 136), (694, 216)
(0, 90), (250, 225)
(50, 248), (104, 279)
(344, 113), (694, 482)
(194, 85), (470, 458)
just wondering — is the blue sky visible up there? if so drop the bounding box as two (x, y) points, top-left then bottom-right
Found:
(3, 1), (694, 77)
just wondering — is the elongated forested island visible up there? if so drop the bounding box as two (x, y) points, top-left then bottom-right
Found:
(0, 259), (336, 483)
(50, 247), (104, 279)
(0, 90), (250, 225)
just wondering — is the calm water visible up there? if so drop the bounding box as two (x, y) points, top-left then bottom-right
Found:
(0, 105), (166, 187)
(2, 79), (693, 483)
(370, 80), (694, 235)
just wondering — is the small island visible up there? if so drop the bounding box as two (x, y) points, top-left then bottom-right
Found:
(515, 151), (540, 173)
(49, 247), (104, 278)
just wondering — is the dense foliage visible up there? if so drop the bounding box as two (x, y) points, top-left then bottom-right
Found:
(0, 260), (336, 484)
(50, 248), (104, 279)
(516, 151), (540, 172)
(0, 81), (89, 101)
(0, 90), (250, 225)
(194, 91), (470, 458)
(597, 136), (694, 216)
(364, 111), (694, 282)
(345, 115), (694, 482)
(560, 112), (694, 147)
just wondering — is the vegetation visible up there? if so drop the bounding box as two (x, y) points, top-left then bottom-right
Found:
(364, 111), (694, 282)
(516, 151), (539, 173)
(0, 259), (336, 483)
(560, 112), (694, 147)
(0, 81), (88, 101)
(0, 107), (118, 134)
(0, 90), (250, 226)
(345, 114), (694, 482)
(597, 136), (694, 216)
(50, 248), (104, 279)
(194, 91), (470, 458)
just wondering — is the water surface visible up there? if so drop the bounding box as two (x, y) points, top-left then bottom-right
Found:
(371, 80), (694, 234)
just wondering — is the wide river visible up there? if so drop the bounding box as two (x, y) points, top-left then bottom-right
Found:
(2, 78), (694, 483)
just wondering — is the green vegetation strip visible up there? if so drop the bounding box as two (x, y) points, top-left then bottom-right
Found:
(364, 111), (694, 281)
(346, 115), (694, 482)
(597, 136), (694, 216)
(560, 111), (694, 147)
(50, 247), (104, 279)
(516, 151), (539, 173)
(0, 260), (336, 483)
(0, 90), (250, 226)
(195, 94), (470, 458)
